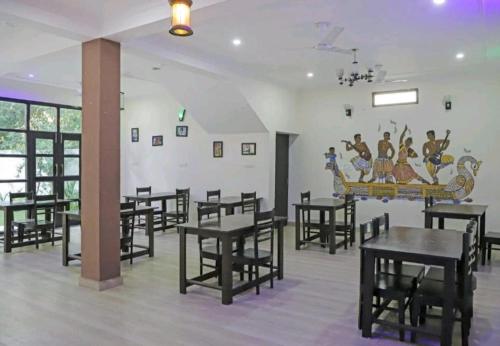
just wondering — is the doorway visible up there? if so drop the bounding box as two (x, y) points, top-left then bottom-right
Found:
(274, 133), (289, 220)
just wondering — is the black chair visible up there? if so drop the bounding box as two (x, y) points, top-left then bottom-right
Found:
(12, 194), (57, 249)
(299, 191), (324, 244)
(241, 192), (257, 214)
(358, 219), (418, 342)
(164, 188), (190, 226)
(207, 189), (221, 202)
(9, 191), (34, 203)
(134, 186), (163, 229)
(233, 210), (275, 295)
(410, 221), (477, 345)
(335, 194), (356, 249)
(424, 196), (435, 209)
(482, 232), (500, 265)
(197, 204), (222, 278)
(120, 202), (136, 264)
(373, 214), (425, 281)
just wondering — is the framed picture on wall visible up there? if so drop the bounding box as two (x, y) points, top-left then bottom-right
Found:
(241, 142), (256, 156)
(131, 128), (139, 142)
(213, 141), (223, 158)
(176, 126), (188, 137)
(152, 135), (163, 146)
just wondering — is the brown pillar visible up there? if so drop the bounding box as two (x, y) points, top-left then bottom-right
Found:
(80, 38), (122, 290)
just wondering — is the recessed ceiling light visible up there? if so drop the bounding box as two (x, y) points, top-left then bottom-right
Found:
(307, 72), (314, 78)
(456, 52), (465, 60)
(433, 0), (446, 5)
(28, 74), (35, 78)
(232, 38), (242, 46)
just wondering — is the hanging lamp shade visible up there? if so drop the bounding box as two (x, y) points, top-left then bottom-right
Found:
(169, 0), (193, 37)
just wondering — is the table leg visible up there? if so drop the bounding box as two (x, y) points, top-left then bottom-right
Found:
(329, 208), (336, 255)
(480, 213), (486, 265)
(62, 214), (69, 266)
(147, 211), (154, 257)
(226, 206), (234, 215)
(441, 261), (455, 346)
(438, 217), (445, 230)
(221, 235), (233, 305)
(278, 220), (284, 280)
(161, 199), (167, 231)
(4, 208), (13, 253)
(424, 212), (432, 229)
(146, 200), (152, 235)
(320, 210), (325, 246)
(361, 251), (375, 338)
(179, 226), (187, 294)
(295, 206), (301, 250)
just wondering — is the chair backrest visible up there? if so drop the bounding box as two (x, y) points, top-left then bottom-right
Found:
(359, 220), (378, 245)
(344, 193), (356, 224)
(136, 186), (152, 195)
(253, 210), (275, 254)
(372, 213), (389, 234)
(207, 189), (221, 201)
(460, 225), (476, 308)
(9, 192), (33, 203)
(241, 192), (257, 214)
(197, 204), (221, 224)
(34, 194), (57, 225)
(300, 191), (311, 203)
(176, 188), (190, 218)
(424, 196), (434, 209)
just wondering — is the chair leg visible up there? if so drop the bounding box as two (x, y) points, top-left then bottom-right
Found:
(35, 231), (39, 249)
(52, 227), (55, 246)
(255, 264), (260, 295)
(488, 243), (492, 261)
(270, 261), (274, 289)
(248, 264), (253, 282)
(482, 241), (487, 265)
(344, 229), (348, 250)
(461, 315), (470, 346)
(398, 298), (405, 342)
(419, 304), (427, 325)
(358, 292), (363, 330)
(217, 260), (222, 287)
(410, 298), (419, 343)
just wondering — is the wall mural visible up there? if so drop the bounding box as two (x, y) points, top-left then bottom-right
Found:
(325, 123), (482, 203)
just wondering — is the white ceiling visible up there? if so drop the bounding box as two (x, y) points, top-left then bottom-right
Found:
(0, 0), (500, 92)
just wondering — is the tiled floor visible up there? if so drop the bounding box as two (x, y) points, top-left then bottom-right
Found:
(0, 226), (499, 345)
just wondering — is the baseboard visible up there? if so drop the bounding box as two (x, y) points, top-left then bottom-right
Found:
(79, 276), (123, 291)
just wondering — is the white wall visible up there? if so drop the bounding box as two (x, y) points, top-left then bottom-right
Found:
(290, 71), (500, 230)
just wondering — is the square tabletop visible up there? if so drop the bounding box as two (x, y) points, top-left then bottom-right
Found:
(293, 197), (346, 208)
(194, 196), (263, 205)
(122, 192), (176, 201)
(0, 198), (77, 209)
(360, 226), (463, 261)
(424, 204), (488, 216)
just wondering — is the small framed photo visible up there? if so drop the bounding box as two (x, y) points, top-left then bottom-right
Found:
(241, 142), (256, 156)
(131, 128), (139, 142)
(213, 141), (223, 158)
(176, 126), (188, 137)
(152, 135), (163, 146)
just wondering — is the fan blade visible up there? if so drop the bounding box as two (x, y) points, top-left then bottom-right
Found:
(375, 70), (387, 83)
(316, 46), (352, 55)
(319, 26), (344, 45)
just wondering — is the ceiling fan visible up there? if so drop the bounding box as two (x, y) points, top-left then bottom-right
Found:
(312, 22), (352, 55)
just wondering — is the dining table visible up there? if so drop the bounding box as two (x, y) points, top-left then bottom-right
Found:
(293, 198), (352, 254)
(0, 198), (76, 253)
(123, 192), (176, 232)
(194, 196), (263, 215)
(177, 214), (286, 305)
(59, 205), (156, 266)
(360, 226), (464, 346)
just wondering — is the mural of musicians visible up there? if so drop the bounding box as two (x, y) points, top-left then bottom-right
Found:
(368, 131), (395, 183)
(342, 134), (372, 183)
(393, 125), (430, 184)
(422, 129), (454, 184)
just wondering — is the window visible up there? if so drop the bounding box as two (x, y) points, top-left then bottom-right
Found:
(60, 108), (82, 133)
(30, 105), (57, 132)
(372, 89), (418, 107)
(0, 100), (26, 129)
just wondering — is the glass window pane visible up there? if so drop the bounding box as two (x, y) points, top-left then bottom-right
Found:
(36, 138), (53, 155)
(0, 131), (26, 155)
(35, 181), (53, 196)
(64, 180), (79, 200)
(64, 157), (79, 176)
(373, 89), (418, 107)
(0, 100), (26, 130)
(0, 157), (26, 180)
(30, 105), (57, 132)
(64, 140), (80, 155)
(36, 157), (53, 177)
(60, 108), (82, 133)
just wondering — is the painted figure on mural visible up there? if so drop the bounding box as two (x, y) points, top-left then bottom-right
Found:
(392, 125), (430, 184)
(368, 132), (395, 183)
(324, 147), (340, 174)
(422, 129), (454, 184)
(342, 134), (372, 182)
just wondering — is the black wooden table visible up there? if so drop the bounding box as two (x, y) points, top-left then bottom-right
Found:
(59, 206), (156, 266)
(123, 192), (176, 231)
(293, 198), (350, 254)
(177, 214), (286, 305)
(424, 204), (487, 265)
(0, 198), (76, 253)
(194, 196), (263, 215)
(360, 226), (463, 346)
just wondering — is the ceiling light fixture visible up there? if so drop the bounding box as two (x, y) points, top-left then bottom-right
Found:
(307, 72), (314, 78)
(456, 52), (465, 60)
(433, 0), (446, 5)
(28, 74), (35, 78)
(337, 49), (381, 87)
(169, 0), (193, 37)
(232, 38), (242, 46)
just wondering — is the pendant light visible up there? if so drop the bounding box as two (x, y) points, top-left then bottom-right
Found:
(169, 0), (193, 37)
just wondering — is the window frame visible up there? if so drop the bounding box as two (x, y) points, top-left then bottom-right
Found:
(372, 88), (419, 108)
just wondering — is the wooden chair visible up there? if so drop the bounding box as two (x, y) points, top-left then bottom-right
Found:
(9, 192), (34, 203)
(410, 221), (477, 345)
(241, 192), (257, 214)
(299, 191), (325, 245)
(164, 188), (190, 226)
(233, 210), (275, 295)
(197, 204), (222, 278)
(120, 202), (136, 264)
(335, 193), (356, 249)
(358, 219), (418, 341)
(12, 194), (57, 249)
(207, 189), (221, 202)
(482, 232), (500, 265)
(134, 186), (162, 229)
